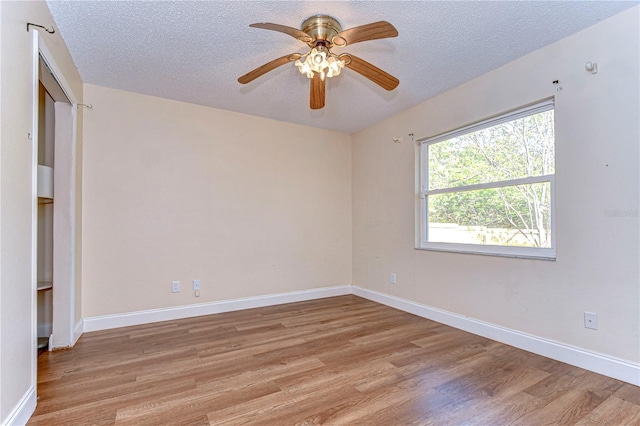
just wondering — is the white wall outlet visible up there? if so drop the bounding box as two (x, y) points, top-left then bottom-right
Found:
(171, 281), (180, 293)
(390, 273), (397, 284)
(193, 279), (201, 291)
(584, 312), (598, 330)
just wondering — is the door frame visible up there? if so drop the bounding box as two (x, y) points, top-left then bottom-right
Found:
(30, 29), (79, 375)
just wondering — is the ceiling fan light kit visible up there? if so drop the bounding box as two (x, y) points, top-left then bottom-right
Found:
(294, 47), (346, 80)
(238, 14), (399, 109)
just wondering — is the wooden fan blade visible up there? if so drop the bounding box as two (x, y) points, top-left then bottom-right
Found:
(332, 21), (398, 47)
(310, 73), (325, 109)
(238, 53), (301, 84)
(249, 23), (313, 43)
(344, 54), (399, 91)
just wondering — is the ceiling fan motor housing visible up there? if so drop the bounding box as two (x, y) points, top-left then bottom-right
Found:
(301, 15), (342, 46)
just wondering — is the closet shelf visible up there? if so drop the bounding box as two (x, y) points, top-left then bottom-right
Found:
(37, 337), (49, 350)
(37, 165), (54, 199)
(37, 281), (53, 291)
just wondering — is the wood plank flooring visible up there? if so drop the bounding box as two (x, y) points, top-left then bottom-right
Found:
(29, 295), (640, 425)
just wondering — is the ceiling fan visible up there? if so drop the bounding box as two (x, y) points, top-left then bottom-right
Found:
(237, 15), (399, 110)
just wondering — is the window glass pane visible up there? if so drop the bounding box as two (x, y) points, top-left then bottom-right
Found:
(427, 182), (552, 248)
(428, 110), (554, 190)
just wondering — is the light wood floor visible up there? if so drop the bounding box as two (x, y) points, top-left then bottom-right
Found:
(29, 295), (639, 425)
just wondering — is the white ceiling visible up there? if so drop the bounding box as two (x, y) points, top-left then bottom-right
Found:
(46, 1), (636, 134)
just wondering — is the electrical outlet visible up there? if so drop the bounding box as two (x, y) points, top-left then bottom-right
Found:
(193, 279), (201, 291)
(172, 281), (180, 293)
(584, 312), (598, 330)
(390, 273), (397, 284)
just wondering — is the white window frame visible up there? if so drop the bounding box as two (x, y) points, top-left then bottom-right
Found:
(417, 99), (556, 260)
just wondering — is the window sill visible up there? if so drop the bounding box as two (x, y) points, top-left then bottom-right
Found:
(415, 243), (556, 261)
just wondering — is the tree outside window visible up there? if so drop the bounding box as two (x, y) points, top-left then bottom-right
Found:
(419, 101), (555, 258)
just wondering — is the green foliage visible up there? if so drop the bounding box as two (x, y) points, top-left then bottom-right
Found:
(427, 111), (554, 247)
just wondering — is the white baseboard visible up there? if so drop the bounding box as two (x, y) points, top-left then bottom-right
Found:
(37, 322), (51, 338)
(76, 284), (640, 386)
(73, 319), (83, 344)
(83, 285), (351, 332)
(352, 286), (640, 386)
(2, 386), (36, 426)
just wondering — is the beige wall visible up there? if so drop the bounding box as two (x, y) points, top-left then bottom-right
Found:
(1, 3), (636, 421)
(352, 7), (639, 363)
(81, 84), (352, 317)
(0, 0), (82, 422)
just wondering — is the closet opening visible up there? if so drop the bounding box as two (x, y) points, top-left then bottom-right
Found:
(32, 30), (79, 361)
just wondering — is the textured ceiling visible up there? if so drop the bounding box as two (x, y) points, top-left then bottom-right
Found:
(47, 1), (637, 134)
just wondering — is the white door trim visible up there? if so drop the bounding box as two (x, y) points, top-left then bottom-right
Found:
(31, 29), (79, 398)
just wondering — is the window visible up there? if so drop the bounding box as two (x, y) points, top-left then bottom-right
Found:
(418, 99), (555, 259)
